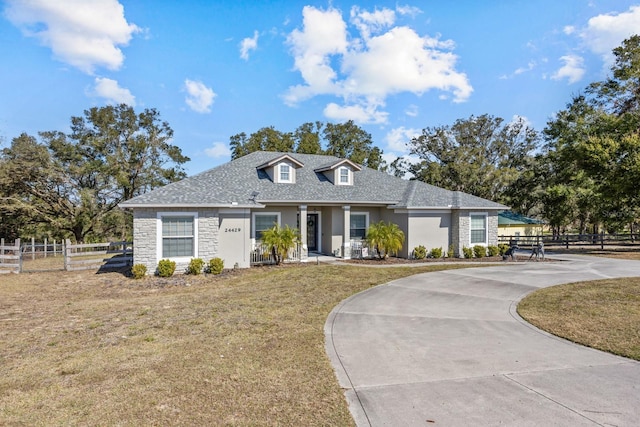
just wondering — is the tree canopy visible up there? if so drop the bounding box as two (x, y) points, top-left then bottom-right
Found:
(229, 120), (384, 169)
(541, 35), (640, 233)
(407, 114), (539, 202)
(0, 105), (188, 242)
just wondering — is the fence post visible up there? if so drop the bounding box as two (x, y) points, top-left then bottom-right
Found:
(565, 234), (569, 249)
(600, 232), (604, 250)
(44, 237), (48, 258)
(30, 237), (35, 261)
(64, 239), (71, 271)
(1, 237), (4, 260)
(17, 238), (22, 273)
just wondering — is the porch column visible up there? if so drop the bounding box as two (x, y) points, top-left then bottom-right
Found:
(342, 205), (351, 259)
(299, 205), (308, 261)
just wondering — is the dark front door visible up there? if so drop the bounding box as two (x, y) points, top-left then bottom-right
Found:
(307, 214), (319, 252)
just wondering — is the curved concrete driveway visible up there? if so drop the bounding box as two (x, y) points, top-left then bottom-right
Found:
(325, 255), (640, 426)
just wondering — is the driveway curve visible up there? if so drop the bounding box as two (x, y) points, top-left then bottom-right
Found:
(325, 255), (640, 426)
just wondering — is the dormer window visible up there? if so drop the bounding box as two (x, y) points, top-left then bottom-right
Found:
(339, 167), (350, 185)
(279, 164), (291, 183)
(257, 154), (303, 184)
(314, 158), (361, 186)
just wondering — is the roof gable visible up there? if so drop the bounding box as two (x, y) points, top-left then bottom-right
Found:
(314, 158), (362, 173)
(256, 153), (304, 170)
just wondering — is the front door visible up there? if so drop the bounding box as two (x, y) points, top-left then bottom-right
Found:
(307, 213), (319, 252)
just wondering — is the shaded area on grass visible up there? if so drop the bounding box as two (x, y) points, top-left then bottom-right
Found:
(0, 263), (474, 426)
(518, 278), (640, 361)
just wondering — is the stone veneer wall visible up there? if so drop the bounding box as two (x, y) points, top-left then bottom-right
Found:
(132, 208), (157, 272)
(451, 210), (499, 257)
(487, 212), (499, 247)
(132, 208), (220, 274)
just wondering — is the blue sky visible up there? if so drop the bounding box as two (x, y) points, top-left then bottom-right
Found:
(1, 0), (640, 175)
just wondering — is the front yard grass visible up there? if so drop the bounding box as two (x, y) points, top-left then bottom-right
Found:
(0, 263), (473, 426)
(518, 277), (640, 361)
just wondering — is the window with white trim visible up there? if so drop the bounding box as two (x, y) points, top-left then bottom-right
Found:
(338, 167), (350, 185)
(279, 163), (291, 182)
(253, 213), (280, 240)
(161, 215), (196, 258)
(350, 213), (369, 240)
(470, 214), (487, 245)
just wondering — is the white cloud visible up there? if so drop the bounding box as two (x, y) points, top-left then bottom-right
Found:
(405, 104), (419, 117)
(204, 142), (231, 159)
(323, 101), (389, 124)
(4, 0), (139, 74)
(551, 54), (585, 84)
(514, 61), (536, 75)
(396, 5), (422, 18)
(563, 25), (576, 35)
(385, 126), (421, 153)
(92, 77), (135, 105)
(579, 5), (640, 62)
(184, 79), (216, 113)
(284, 6), (472, 124)
(350, 6), (396, 39)
(239, 30), (259, 60)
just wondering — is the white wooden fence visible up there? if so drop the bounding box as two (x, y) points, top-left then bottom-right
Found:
(64, 240), (133, 271)
(21, 237), (64, 260)
(0, 238), (21, 274)
(250, 242), (301, 265)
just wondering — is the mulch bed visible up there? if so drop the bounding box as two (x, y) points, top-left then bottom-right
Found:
(344, 255), (552, 264)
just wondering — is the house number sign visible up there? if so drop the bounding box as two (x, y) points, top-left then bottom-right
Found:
(224, 227), (242, 233)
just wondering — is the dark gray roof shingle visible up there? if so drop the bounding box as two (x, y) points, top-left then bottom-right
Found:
(120, 151), (507, 210)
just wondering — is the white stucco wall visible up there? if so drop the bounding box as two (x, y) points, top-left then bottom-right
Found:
(406, 211), (452, 257)
(218, 209), (251, 269)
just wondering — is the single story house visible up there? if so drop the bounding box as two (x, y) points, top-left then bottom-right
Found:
(120, 151), (507, 271)
(498, 211), (545, 240)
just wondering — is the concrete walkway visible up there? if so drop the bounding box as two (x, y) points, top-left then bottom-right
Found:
(325, 255), (640, 426)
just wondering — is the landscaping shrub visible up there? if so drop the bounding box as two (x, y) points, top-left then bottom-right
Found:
(157, 259), (176, 277)
(487, 245), (500, 257)
(447, 244), (455, 258)
(261, 224), (300, 265)
(498, 243), (510, 255)
(473, 245), (486, 258)
(462, 246), (473, 259)
(413, 245), (427, 260)
(367, 221), (405, 259)
(131, 263), (147, 279)
(208, 257), (224, 275)
(187, 258), (204, 275)
(429, 247), (443, 258)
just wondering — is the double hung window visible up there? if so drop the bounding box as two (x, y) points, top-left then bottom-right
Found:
(470, 214), (487, 245)
(350, 213), (368, 240)
(161, 215), (195, 258)
(279, 164), (291, 182)
(254, 213), (279, 240)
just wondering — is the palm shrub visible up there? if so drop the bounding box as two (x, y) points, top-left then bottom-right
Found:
(187, 258), (204, 275)
(366, 221), (405, 259)
(413, 245), (427, 260)
(208, 257), (224, 274)
(473, 245), (486, 258)
(157, 259), (176, 277)
(261, 224), (300, 265)
(429, 247), (443, 258)
(462, 246), (473, 259)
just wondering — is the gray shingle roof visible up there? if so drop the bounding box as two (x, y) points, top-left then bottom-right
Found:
(119, 151), (507, 210)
